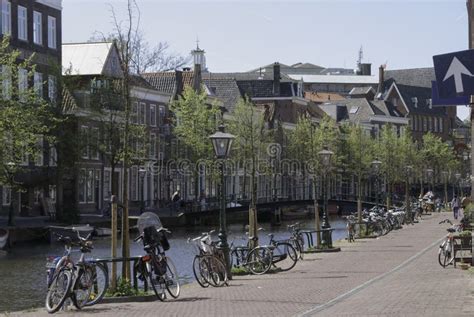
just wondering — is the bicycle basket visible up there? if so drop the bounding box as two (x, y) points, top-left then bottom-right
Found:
(137, 212), (163, 235)
(154, 257), (167, 276)
(143, 226), (160, 247)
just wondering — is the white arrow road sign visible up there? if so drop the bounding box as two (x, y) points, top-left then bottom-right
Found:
(443, 57), (473, 94)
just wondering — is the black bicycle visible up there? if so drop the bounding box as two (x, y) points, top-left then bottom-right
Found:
(134, 212), (180, 301)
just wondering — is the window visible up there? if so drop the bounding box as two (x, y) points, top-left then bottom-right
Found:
(434, 117), (438, 132)
(423, 117), (427, 132)
(34, 72), (43, 98)
(18, 5), (27, 41)
(79, 169), (86, 203)
(49, 146), (57, 166)
(158, 105), (165, 125)
(47, 16), (56, 49)
(91, 127), (100, 160)
(86, 169), (94, 202)
(150, 133), (156, 159)
(2, 186), (11, 206)
(33, 11), (42, 45)
(1, 65), (11, 100)
(35, 136), (43, 166)
(131, 166), (138, 201)
(132, 102), (138, 124)
(150, 104), (156, 126)
(1, 0), (11, 35)
(427, 117), (432, 131)
(81, 126), (89, 158)
(439, 118), (444, 133)
(18, 68), (28, 101)
(48, 75), (56, 103)
(49, 185), (56, 202)
(103, 170), (111, 201)
(139, 102), (146, 125)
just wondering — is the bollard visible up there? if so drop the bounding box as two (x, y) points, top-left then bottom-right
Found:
(111, 195), (118, 291)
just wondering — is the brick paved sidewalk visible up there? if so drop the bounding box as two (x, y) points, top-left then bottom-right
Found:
(6, 213), (473, 317)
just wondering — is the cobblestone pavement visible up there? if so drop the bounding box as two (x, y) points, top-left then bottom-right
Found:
(6, 213), (473, 317)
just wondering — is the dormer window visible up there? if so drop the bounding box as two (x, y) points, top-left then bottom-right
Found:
(411, 97), (418, 108)
(426, 98), (432, 109)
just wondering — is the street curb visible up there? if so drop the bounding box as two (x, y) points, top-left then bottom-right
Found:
(100, 295), (157, 304)
(303, 247), (341, 253)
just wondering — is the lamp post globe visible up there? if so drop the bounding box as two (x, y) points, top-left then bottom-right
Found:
(371, 158), (382, 209)
(209, 125), (235, 279)
(318, 146), (334, 248)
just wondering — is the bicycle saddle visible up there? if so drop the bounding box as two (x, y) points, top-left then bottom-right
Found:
(446, 228), (456, 233)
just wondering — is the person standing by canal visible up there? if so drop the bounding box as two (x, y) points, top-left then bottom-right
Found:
(451, 195), (460, 220)
(171, 189), (181, 216)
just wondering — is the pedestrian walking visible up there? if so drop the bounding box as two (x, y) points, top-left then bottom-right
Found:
(451, 195), (460, 220)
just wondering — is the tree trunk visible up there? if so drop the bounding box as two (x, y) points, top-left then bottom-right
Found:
(313, 180), (320, 248)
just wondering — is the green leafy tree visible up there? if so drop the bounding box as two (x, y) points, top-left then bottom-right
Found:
(378, 125), (400, 209)
(228, 97), (267, 248)
(170, 86), (220, 199)
(0, 36), (57, 224)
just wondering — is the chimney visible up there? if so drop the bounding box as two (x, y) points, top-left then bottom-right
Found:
(273, 62), (280, 97)
(193, 64), (202, 92)
(377, 65), (384, 95)
(175, 70), (183, 100)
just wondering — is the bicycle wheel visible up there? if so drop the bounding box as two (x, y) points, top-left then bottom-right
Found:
(164, 257), (180, 298)
(289, 238), (303, 260)
(147, 259), (166, 301)
(246, 246), (272, 275)
(438, 240), (448, 268)
(45, 268), (73, 314)
(231, 248), (248, 268)
(204, 255), (227, 287)
(193, 255), (210, 288)
(447, 240), (457, 266)
(86, 262), (109, 306)
(274, 242), (298, 272)
(72, 266), (94, 309)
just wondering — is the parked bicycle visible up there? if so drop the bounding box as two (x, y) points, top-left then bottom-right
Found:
(189, 230), (228, 288)
(45, 231), (108, 313)
(247, 233), (298, 275)
(287, 223), (305, 259)
(134, 212), (180, 301)
(438, 219), (463, 268)
(229, 228), (272, 275)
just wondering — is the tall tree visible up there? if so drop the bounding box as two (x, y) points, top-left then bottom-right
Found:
(228, 97), (266, 248)
(0, 36), (57, 224)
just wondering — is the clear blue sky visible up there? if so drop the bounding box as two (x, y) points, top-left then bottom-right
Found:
(63, 0), (470, 118)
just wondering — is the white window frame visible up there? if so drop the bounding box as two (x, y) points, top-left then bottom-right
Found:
(48, 75), (56, 103)
(17, 5), (27, 41)
(150, 133), (156, 159)
(49, 185), (56, 202)
(2, 186), (11, 206)
(18, 68), (28, 100)
(79, 169), (87, 203)
(150, 104), (156, 127)
(47, 16), (56, 49)
(81, 125), (89, 159)
(86, 169), (94, 203)
(34, 72), (43, 98)
(33, 11), (42, 45)
(139, 102), (146, 125)
(1, 0), (11, 35)
(1, 65), (11, 100)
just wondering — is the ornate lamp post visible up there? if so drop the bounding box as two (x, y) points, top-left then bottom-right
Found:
(139, 166), (146, 214)
(209, 125), (235, 278)
(425, 168), (434, 192)
(318, 146), (334, 247)
(371, 158), (382, 209)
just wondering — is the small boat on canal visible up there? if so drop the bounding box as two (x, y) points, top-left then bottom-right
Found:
(48, 224), (94, 242)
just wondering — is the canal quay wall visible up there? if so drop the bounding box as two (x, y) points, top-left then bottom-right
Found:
(8, 212), (473, 317)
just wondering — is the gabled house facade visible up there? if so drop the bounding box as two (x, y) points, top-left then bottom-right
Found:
(62, 42), (171, 214)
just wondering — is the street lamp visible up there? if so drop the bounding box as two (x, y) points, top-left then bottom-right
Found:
(371, 158), (382, 209)
(139, 166), (146, 214)
(318, 146), (334, 248)
(209, 125), (235, 278)
(6, 162), (16, 226)
(425, 168), (434, 192)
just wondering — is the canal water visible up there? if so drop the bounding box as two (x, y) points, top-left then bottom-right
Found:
(0, 217), (346, 313)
